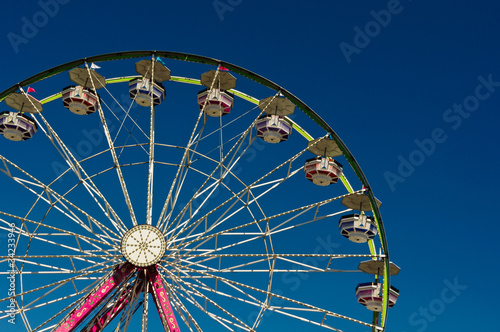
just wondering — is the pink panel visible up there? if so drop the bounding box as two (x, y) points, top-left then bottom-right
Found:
(55, 263), (135, 332)
(89, 291), (130, 332)
(88, 281), (143, 332)
(197, 90), (233, 113)
(149, 268), (181, 332)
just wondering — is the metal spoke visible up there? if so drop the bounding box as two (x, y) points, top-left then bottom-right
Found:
(156, 69), (229, 233)
(145, 57), (157, 226)
(0, 155), (122, 245)
(168, 191), (360, 260)
(0, 212), (115, 255)
(22, 93), (129, 237)
(166, 137), (327, 248)
(86, 63), (138, 227)
(171, 263), (379, 330)
(163, 114), (260, 241)
(166, 269), (251, 331)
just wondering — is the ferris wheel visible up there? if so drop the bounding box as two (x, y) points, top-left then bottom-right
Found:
(0, 51), (400, 332)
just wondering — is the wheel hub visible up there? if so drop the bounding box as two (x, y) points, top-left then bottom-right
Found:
(121, 224), (166, 267)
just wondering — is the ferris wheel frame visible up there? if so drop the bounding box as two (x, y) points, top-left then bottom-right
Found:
(0, 50), (394, 332)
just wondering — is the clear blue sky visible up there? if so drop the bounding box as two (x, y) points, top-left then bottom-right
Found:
(1, 1), (499, 331)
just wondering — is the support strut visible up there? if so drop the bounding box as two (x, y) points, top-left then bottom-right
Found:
(54, 262), (136, 332)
